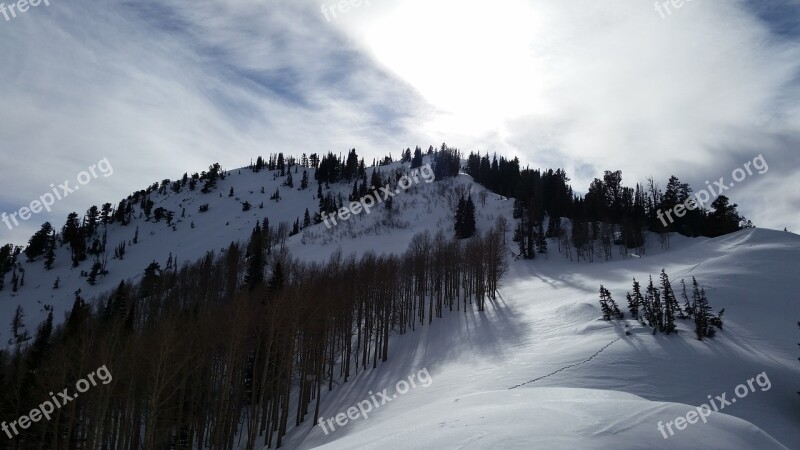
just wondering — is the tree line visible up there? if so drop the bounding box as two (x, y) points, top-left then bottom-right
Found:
(465, 152), (752, 262)
(1, 221), (508, 449)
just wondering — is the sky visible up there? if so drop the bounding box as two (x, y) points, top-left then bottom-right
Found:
(0, 0), (798, 245)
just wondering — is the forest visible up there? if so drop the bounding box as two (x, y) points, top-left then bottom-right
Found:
(0, 217), (507, 449)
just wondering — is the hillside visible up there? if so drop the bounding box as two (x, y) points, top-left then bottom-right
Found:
(1, 157), (798, 449)
(290, 227), (800, 449)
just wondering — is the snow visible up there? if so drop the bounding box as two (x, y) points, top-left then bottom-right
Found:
(3, 158), (799, 449)
(284, 228), (800, 449)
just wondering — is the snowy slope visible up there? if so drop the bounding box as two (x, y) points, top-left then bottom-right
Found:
(283, 228), (800, 449)
(1, 157), (504, 339)
(3, 157), (799, 449)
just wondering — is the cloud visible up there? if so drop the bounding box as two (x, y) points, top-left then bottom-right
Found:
(1, 0), (797, 245)
(335, 0), (800, 231)
(0, 0), (426, 244)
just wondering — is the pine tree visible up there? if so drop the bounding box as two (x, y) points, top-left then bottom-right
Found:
(454, 195), (466, 239)
(455, 195), (477, 239)
(627, 278), (644, 321)
(44, 230), (56, 270)
(535, 222), (548, 255)
(692, 278), (716, 340)
(244, 223), (265, 291)
(304, 209), (311, 228)
(709, 308), (725, 331)
(411, 147), (423, 169)
(679, 278), (692, 319)
(25, 222), (54, 261)
(65, 290), (90, 337)
(606, 287), (624, 319)
(267, 262), (284, 299)
(599, 285), (612, 320)
(660, 270), (678, 334)
(301, 170), (309, 190)
(10, 305), (29, 344)
(645, 276), (663, 332)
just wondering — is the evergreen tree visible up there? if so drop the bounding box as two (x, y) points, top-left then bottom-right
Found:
(267, 262), (284, 298)
(692, 277), (717, 340)
(300, 170), (309, 190)
(599, 286), (623, 320)
(411, 146), (423, 169)
(10, 305), (29, 344)
(25, 222), (53, 261)
(535, 222), (548, 255)
(628, 278), (644, 321)
(645, 276), (663, 332)
(244, 223), (265, 291)
(463, 196), (476, 238)
(599, 285), (612, 320)
(660, 270), (678, 334)
(44, 230), (56, 270)
(87, 260), (103, 285)
(65, 289), (90, 337)
(608, 287), (624, 319)
(679, 278), (692, 319)
(453, 194), (477, 239)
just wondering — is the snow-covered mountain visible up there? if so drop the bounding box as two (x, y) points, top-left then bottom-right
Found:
(3, 156), (799, 449)
(289, 227), (800, 449)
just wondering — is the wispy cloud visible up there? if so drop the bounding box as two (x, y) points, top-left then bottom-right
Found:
(1, 0), (798, 244)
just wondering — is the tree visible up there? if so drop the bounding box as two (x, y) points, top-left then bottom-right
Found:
(44, 230), (56, 269)
(411, 146), (423, 169)
(599, 286), (623, 320)
(10, 305), (29, 344)
(692, 277), (715, 340)
(300, 170), (309, 190)
(660, 270), (678, 334)
(679, 279), (692, 319)
(267, 262), (284, 299)
(627, 278), (643, 321)
(244, 223), (265, 291)
(65, 289), (90, 337)
(535, 223), (548, 254)
(454, 195), (477, 239)
(645, 276), (663, 332)
(599, 286), (612, 320)
(87, 260), (103, 285)
(706, 195), (744, 237)
(25, 222), (53, 261)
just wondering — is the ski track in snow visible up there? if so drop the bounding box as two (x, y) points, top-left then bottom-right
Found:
(508, 336), (623, 389)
